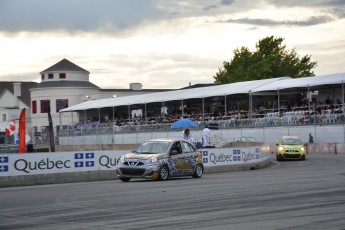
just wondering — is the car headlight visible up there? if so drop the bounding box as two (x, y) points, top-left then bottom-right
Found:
(117, 156), (125, 165)
(278, 146), (284, 151)
(146, 157), (158, 163)
(300, 146), (305, 151)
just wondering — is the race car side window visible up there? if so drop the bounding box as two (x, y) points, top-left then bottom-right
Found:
(181, 141), (196, 153)
(171, 141), (182, 154)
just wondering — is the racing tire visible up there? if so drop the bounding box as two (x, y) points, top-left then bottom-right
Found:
(119, 176), (131, 182)
(158, 165), (169, 181)
(276, 154), (281, 161)
(192, 164), (203, 178)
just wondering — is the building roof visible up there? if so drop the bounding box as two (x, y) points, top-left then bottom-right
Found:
(100, 88), (173, 93)
(40, 58), (90, 73)
(180, 83), (215, 89)
(0, 81), (37, 106)
(30, 81), (100, 90)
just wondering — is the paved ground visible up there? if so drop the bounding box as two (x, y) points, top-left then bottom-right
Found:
(1, 154), (345, 230)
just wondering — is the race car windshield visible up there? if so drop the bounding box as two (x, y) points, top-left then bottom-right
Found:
(281, 139), (303, 145)
(135, 142), (171, 154)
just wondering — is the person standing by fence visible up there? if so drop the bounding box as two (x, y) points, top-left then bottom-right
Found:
(202, 125), (211, 147)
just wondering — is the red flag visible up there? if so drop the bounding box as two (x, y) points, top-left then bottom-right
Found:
(18, 108), (26, 154)
(5, 120), (16, 136)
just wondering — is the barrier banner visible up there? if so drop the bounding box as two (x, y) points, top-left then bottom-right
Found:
(48, 111), (55, 152)
(0, 150), (128, 176)
(0, 147), (270, 177)
(18, 108), (26, 154)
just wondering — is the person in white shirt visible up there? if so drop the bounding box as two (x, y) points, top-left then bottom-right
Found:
(202, 126), (211, 147)
(183, 128), (192, 141)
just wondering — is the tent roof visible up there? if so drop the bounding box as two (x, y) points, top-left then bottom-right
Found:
(251, 72), (345, 93)
(60, 77), (287, 112)
(60, 72), (345, 112)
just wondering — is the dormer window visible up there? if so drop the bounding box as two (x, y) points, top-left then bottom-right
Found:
(59, 73), (66, 79)
(48, 73), (54, 79)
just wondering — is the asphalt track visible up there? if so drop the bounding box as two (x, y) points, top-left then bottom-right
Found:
(1, 154), (345, 230)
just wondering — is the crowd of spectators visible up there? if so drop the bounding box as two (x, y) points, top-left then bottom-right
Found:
(68, 95), (345, 131)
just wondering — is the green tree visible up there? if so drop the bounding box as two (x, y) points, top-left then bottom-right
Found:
(214, 36), (317, 84)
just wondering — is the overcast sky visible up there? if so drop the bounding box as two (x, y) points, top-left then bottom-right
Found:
(0, 0), (344, 89)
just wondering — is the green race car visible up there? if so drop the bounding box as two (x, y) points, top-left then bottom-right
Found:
(276, 136), (306, 161)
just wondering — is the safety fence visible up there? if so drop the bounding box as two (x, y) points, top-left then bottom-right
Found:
(57, 113), (345, 137)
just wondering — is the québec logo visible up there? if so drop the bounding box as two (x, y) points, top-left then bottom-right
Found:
(201, 150), (208, 163)
(0, 156), (9, 172)
(74, 153), (95, 168)
(233, 149), (241, 161)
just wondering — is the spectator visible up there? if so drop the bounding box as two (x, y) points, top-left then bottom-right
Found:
(202, 125), (211, 147)
(325, 96), (333, 105)
(309, 133), (314, 143)
(182, 128), (192, 142)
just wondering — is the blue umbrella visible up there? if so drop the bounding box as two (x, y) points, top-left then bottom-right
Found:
(171, 118), (198, 129)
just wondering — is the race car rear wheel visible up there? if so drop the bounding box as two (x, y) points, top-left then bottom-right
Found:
(192, 164), (203, 178)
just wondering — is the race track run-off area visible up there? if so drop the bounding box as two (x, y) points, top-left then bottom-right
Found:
(0, 154), (345, 230)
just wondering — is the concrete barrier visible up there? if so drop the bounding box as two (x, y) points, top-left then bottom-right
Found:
(0, 145), (270, 187)
(0, 160), (272, 188)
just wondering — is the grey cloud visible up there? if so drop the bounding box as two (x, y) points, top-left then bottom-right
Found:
(218, 15), (334, 27)
(329, 7), (345, 18)
(203, 0), (234, 11)
(269, 0), (322, 8)
(268, 0), (345, 20)
(203, 5), (218, 11)
(0, 0), (246, 33)
(317, 0), (345, 7)
(0, 0), (340, 33)
(220, 0), (234, 5)
(0, 0), (163, 32)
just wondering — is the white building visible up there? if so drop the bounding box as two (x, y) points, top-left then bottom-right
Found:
(0, 58), (173, 145)
(0, 82), (37, 144)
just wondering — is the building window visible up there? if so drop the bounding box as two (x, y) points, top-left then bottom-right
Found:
(41, 74), (44, 80)
(48, 73), (54, 79)
(32, 100), (37, 114)
(59, 73), (66, 79)
(2, 114), (6, 122)
(40, 100), (50, 113)
(56, 99), (68, 112)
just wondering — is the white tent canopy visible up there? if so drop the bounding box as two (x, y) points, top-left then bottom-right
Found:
(59, 72), (345, 112)
(251, 73), (345, 93)
(60, 77), (288, 112)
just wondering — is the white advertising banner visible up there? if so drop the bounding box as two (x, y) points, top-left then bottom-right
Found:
(200, 146), (270, 166)
(0, 146), (269, 176)
(0, 150), (128, 176)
